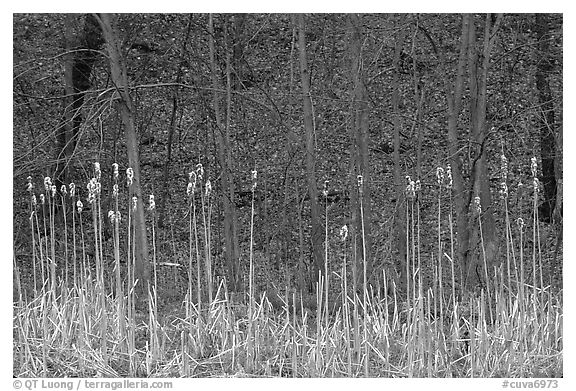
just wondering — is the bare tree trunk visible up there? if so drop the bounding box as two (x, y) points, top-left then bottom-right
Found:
(208, 14), (242, 292)
(444, 14), (471, 289)
(535, 13), (558, 223)
(56, 14), (103, 190)
(465, 14), (501, 289)
(297, 14), (323, 285)
(391, 22), (407, 292)
(97, 13), (150, 298)
(349, 14), (373, 284)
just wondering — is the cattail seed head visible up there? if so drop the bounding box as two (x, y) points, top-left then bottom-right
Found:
(531, 157), (538, 178)
(196, 163), (204, 181)
(126, 168), (134, 187)
(112, 184), (119, 198)
(436, 167), (445, 186)
(76, 199), (83, 213)
(533, 177), (540, 193)
(499, 182), (508, 200)
(60, 185), (67, 195)
(322, 180), (328, 198)
(446, 165), (453, 189)
(148, 194), (156, 211)
(51, 185), (57, 197)
(108, 210), (115, 223)
(517, 217), (524, 228)
(32, 194), (37, 208)
(251, 170), (258, 192)
(501, 154), (508, 180)
(339, 225), (348, 242)
(474, 196), (482, 215)
(44, 176), (51, 192)
(405, 176), (415, 200)
(132, 196), (138, 211)
(188, 171), (197, 197)
(112, 163), (119, 180)
(94, 162), (101, 181)
(40, 194), (45, 205)
(205, 179), (212, 197)
(415, 179), (421, 193)
(87, 178), (97, 204)
(26, 176), (33, 193)
(69, 183), (75, 197)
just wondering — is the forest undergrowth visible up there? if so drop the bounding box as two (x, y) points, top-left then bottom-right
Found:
(13, 160), (563, 378)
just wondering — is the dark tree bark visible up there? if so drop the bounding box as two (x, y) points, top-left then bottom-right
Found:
(208, 14), (242, 293)
(96, 13), (150, 298)
(231, 13), (248, 89)
(55, 14), (103, 190)
(444, 14), (471, 287)
(348, 14), (373, 288)
(465, 14), (501, 290)
(391, 22), (407, 292)
(535, 13), (558, 223)
(297, 14), (323, 286)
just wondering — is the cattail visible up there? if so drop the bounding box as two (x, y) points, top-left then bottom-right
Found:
(187, 171), (197, 197)
(499, 154), (509, 200)
(132, 196), (138, 211)
(517, 217), (524, 229)
(446, 164), (453, 189)
(94, 162), (101, 181)
(474, 196), (482, 215)
(60, 185), (67, 196)
(533, 177), (540, 194)
(112, 184), (119, 198)
(126, 168), (134, 187)
(69, 183), (76, 197)
(40, 194), (45, 205)
(196, 163), (204, 182)
(322, 180), (328, 198)
(405, 175), (415, 200)
(501, 154), (509, 180)
(205, 179), (212, 197)
(44, 176), (51, 192)
(76, 200), (83, 213)
(415, 179), (421, 193)
(436, 167), (445, 186)
(51, 185), (57, 198)
(530, 157), (538, 178)
(499, 182), (509, 200)
(108, 210), (121, 224)
(112, 163), (119, 180)
(339, 225), (348, 242)
(87, 178), (97, 204)
(357, 175), (364, 195)
(26, 176), (33, 193)
(251, 170), (258, 192)
(32, 194), (37, 208)
(149, 194), (156, 211)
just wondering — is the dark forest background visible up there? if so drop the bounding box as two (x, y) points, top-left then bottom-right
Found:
(13, 13), (563, 301)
